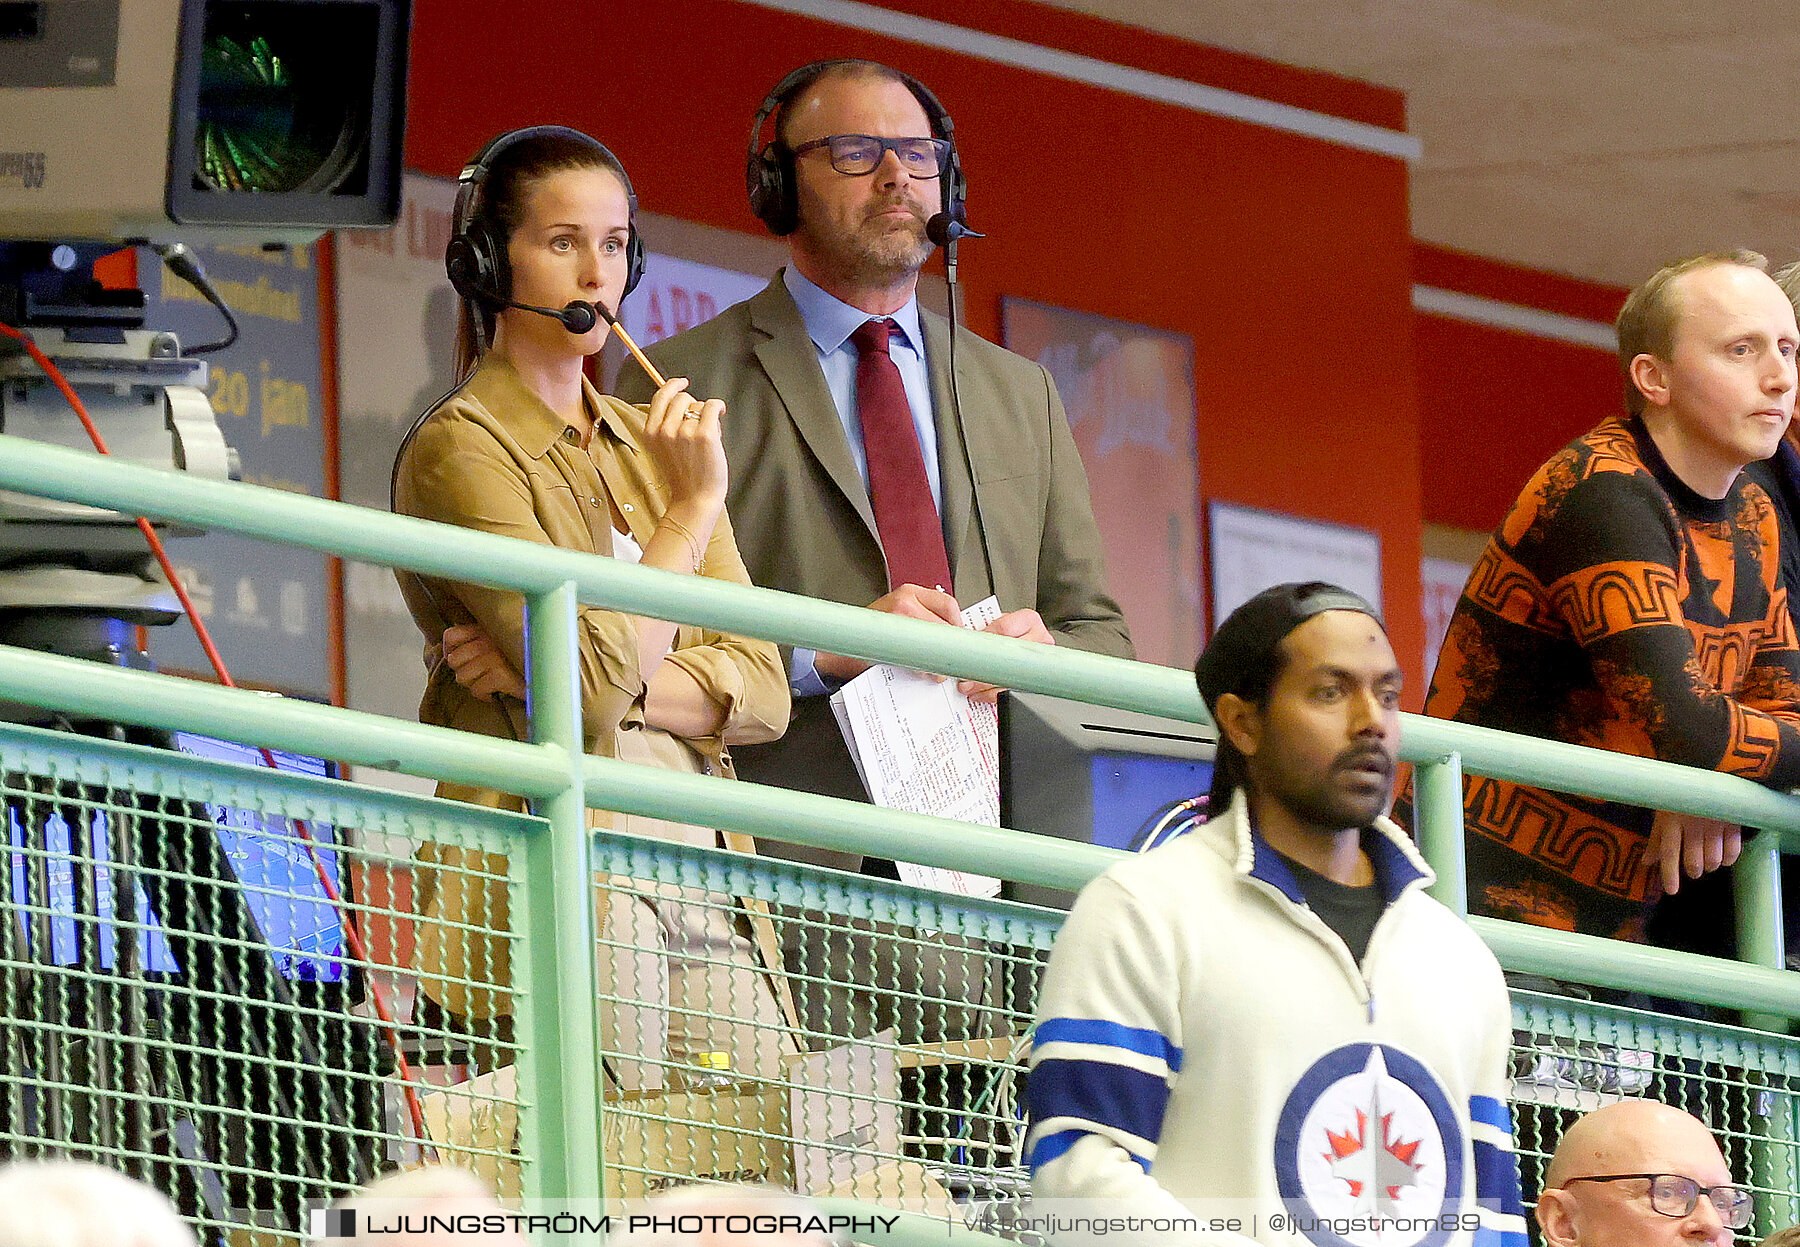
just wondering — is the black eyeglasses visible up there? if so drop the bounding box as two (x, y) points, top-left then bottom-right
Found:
(788, 134), (951, 178)
(1562, 1174), (1755, 1229)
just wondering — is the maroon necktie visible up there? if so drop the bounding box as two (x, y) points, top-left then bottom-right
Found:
(851, 318), (953, 593)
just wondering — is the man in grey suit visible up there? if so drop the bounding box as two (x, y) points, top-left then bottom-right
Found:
(458, 60), (1131, 1044)
(617, 58), (1131, 845)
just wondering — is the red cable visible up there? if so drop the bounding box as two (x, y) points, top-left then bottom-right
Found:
(0, 319), (439, 1156)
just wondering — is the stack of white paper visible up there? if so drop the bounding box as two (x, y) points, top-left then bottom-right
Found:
(829, 598), (1004, 898)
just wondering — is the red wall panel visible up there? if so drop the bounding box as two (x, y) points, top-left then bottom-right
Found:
(1414, 318), (1621, 534)
(1413, 245), (1626, 535)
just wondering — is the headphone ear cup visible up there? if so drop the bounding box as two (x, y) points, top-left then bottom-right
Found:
(772, 148), (800, 236)
(445, 222), (508, 308)
(624, 230), (646, 298)
(475, 221), (510, 304)
(747, 146), (797, 236)
(444, 233), (485, 304)
(745, 146), (774, 230)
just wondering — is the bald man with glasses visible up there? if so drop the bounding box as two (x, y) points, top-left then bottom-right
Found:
(1537, 1100), (1752, 1247)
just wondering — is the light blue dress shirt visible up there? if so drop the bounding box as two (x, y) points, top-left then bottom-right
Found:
(783, 266), (944, 696)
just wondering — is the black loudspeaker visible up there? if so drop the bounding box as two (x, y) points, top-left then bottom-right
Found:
(744, 59), (969, 238)
(444, 125), (646, 311)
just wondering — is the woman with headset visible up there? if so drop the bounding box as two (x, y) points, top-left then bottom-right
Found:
(392, 127), (793, 1092)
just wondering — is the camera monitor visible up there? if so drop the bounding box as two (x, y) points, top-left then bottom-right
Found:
(0, 0), (408, 243)
(5, 730), (347, 981)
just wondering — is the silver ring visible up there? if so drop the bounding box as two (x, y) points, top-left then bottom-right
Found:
(682, 410), (702, 420)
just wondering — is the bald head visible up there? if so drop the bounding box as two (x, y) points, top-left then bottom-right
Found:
(1538, 1101), (1738, 1247)
(1545, 1101), (1725, 1187)
(0, 1161), (197, 1247)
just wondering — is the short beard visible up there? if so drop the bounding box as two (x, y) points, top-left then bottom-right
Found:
(798, 211), (931, 291)
(1259, 753), (1393, 834)
(1275, 780), (1388, 835)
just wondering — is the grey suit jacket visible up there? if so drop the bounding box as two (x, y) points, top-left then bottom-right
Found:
(618, 273), (1131, 868)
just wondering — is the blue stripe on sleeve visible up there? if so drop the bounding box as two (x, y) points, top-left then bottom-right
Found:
(1473, 1138), (1525, 1217)
(1468, 1094), (1515, 1135)
(1472, 1228), (1530, 1247)
(1026, 1057), (1172, 1151)
(1027, 1128), (1151, 1174)
(1032, 1017), (1184, 1072)
(1028, 1128), (1085, 1171)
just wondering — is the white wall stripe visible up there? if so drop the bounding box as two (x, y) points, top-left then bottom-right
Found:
(1412, 285), (1617, 350)
(736, 0), (1422, 161)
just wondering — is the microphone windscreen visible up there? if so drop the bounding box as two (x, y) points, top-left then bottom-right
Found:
(926, 213), (985, 246)
(560, 301), (599, 334)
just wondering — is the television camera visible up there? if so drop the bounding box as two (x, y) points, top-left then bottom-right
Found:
(1, 4), (412, 1234)
(0, 0), (408, 672)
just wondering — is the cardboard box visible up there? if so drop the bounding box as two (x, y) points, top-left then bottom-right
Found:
(420, 1065), (521, 1196)
(603, 1084), (793, 1199)
(818, 1159), (954, 1218)
(785, 1033), (956, 1216)
(787, 1033), (899, 1196)
(222, 1222), (288, 1247)
(422, 1067), (792, 1199)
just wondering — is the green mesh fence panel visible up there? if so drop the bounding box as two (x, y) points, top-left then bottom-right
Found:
(582, 829), (1059, 1216)
(10, 717), (1800, 1242)
(0, 724), (536, 1246)
(1509, 989), (1800, 1237)
(573, 830), (1800, 1233)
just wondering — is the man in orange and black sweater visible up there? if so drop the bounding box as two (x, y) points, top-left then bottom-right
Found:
(1422, 250), (1800, 942)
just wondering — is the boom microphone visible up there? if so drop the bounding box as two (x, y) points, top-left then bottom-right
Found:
(926, 213), (984, 246)
(481, 293), (671, 394)
(505, 298), (601, 333)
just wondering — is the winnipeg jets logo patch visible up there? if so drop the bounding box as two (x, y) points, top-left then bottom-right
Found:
(1273, 1044), (1464, 1247)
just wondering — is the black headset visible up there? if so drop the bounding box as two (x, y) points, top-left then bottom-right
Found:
(445, 124), (646, 309)
(745, 60), (968, 237)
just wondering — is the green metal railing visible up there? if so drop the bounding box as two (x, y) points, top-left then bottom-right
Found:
(2, 434), (1800, 1237)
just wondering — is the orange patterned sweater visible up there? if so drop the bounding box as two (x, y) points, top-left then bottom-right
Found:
(1424, 415), (1800, 939)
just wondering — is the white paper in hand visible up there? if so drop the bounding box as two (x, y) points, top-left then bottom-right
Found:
(830, 597), (1005, 898)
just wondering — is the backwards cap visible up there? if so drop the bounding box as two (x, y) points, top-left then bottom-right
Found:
(1196, 582), (1383, 714)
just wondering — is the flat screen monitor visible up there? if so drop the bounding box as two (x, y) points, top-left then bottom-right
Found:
(999, 691), (1216, 909)
(173, 730), (347, 983)
(5, 731), (346, 981)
